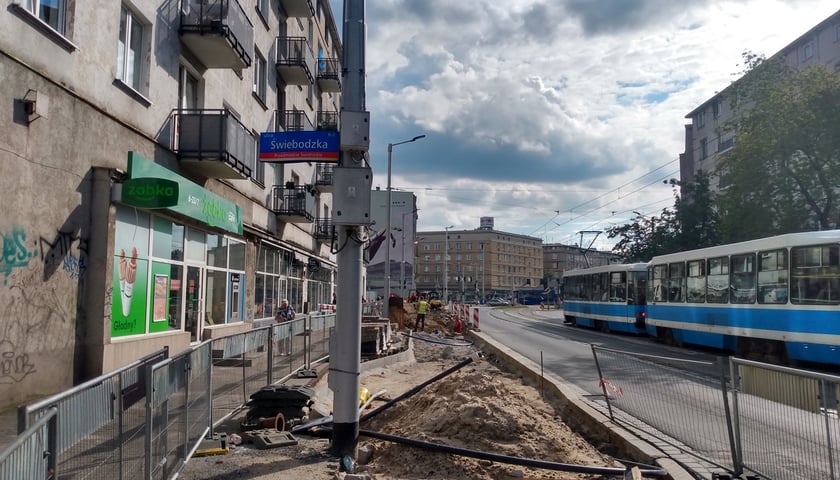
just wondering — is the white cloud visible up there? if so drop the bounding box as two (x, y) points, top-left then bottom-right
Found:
(331, 0), (839, 249)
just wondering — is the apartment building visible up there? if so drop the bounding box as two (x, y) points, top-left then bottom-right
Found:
(543, 243), (620, 287)
(0, 0), (341, 409)
(415, 219), (544, 301)
(681, 8), (840, 191)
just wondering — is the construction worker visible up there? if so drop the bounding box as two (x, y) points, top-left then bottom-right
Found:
(416, 296), (428, 332)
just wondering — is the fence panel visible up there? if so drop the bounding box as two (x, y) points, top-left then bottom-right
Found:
(15, 348), (167, 480)
(733, 358), (840, 480)
(148, 343), (212, 480)
(591, 345), (736, 473)
(0, 407), (56, 480)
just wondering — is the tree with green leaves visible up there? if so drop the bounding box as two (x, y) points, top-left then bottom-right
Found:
(717, 54), (840, 242)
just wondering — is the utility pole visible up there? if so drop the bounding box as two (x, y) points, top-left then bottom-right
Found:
(329, 0), (369, 458)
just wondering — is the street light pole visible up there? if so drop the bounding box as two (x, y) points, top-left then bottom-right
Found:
(444, 225), (454, 306)
(480, 241), (486, 302)
(385, 135), (425, 305)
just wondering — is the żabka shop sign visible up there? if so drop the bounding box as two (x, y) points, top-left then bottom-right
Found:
(121, 178), (180, 209)
(124, 152), (244, 235)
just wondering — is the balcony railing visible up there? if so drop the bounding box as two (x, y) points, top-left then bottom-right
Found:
(179, 0), (253, 70)
(316, 110), (338, 131)
(271, 184), (314, 223)
(279, 0), (314, 17)
(314, 163), (335, 192)
(173, 109), (254, 179)
(276, 37), (315, 85)
(316, 58), (341, 92)
(718, 137), (736, 153)
(313, 217), (333, 241)
(275, 110), (313, 132)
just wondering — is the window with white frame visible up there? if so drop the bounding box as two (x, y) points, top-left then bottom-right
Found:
(18, 0), (67, 34)
(117, 5), (148, 93)
(254, 48), (267, 102)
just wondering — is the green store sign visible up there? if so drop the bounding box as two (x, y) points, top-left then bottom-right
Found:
(121, 178), (180, 208)
(124, 152), (244, 235)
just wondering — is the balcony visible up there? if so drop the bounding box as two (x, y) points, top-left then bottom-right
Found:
(271, 184), (314, 223)
(275, 110), (313, 132)
(314, 163), (335, 192)
(179, 0), (254, 70)
(718, 137), (736, 154)
(279, 0), (314, 17)
(173, 109), (253, 179)
(316, 58), (341, 92)
(276, 37), (315, 85)
(313, 217), (334, 242)
(316, 110), (338, 131)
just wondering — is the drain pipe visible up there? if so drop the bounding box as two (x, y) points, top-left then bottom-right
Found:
(358, 429), (669, 477)
(359, 355), (475, 423)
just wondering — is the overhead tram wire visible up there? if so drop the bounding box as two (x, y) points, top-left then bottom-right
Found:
(529, 158), (680, 238)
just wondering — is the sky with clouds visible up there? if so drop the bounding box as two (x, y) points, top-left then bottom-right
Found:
(328, 0), (839, 250)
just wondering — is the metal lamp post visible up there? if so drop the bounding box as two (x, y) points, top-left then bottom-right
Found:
(480, 241), (486, 302)
(385, 135), (425, 304)
(444, 228), (450, 303)
(398, 210), (415, 298)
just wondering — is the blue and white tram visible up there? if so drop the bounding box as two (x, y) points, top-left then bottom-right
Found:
(562, 263), (648, 334)
(646, 230), (840, 366)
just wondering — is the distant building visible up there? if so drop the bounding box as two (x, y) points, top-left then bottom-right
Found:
(414, 226), (543, 302)
(681, 9), (840, 192)
(367, 189), (418, 297)
(543, 244), (621, 288)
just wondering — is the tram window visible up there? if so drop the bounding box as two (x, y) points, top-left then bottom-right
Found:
(791, 245), (840, 305)
(668, 262), (686, 302)
(628, 271), (647, 305)
(649, 264), (667, 302)
(758, 249), (788, 304)
(707, 256), (729, 303)
(730, 253), (756, 304)
(598, 272), (609, 301)
(686, 260), (706, 303)
(610, 272), (626, 302)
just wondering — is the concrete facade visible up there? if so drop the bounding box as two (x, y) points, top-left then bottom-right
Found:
(681, 8), (840, 191)
(0, 0), (342, 410)
(414, 225), (544, 301)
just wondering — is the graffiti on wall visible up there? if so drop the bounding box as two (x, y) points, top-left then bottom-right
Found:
(0, 226), (87, 384)
(0, 339), (35, 384)
(1, 228), (38, 283)
(1, 227), (88, 283)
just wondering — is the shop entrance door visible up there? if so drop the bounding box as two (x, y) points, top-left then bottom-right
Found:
(185, 265), (205, 343)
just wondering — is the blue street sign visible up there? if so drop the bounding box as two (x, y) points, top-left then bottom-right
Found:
(259, 130), (340, 163)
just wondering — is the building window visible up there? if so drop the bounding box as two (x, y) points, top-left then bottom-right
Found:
(257, 0), (269, 22)
(117, 5), (147, 93)
(803, 41), (814, 60)
(700, 138), (708, 159)
(18, 0), (66, 34)
(252, 129), (265, 185)
(254, 49), (267, 102)
(712, 100), (720, 120)
(696, 111), (705, 129)
(178, 65), (200, 109)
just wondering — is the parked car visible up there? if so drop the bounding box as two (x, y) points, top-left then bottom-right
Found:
(487, 297), (511, 306)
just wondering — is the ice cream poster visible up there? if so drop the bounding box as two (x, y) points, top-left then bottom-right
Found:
(111, 206), (151, 337)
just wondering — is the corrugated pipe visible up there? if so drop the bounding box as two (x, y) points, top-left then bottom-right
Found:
(358, 429), (669, 477)
(359, 355), (476, 423)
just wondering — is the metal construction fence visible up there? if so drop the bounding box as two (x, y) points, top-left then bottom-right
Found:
(8, 312), (336, 480)
(592, 345), (840, 480)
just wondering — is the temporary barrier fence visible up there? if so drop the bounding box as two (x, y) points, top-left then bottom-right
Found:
(7, 313), (335, 480)
(592, 345), (840, 479)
